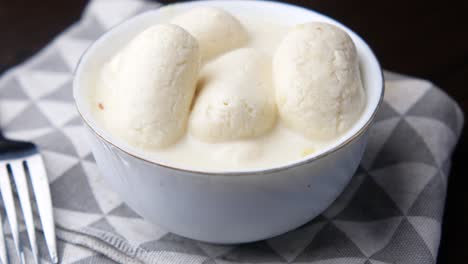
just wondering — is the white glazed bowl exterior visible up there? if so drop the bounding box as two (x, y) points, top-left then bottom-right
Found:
(86, 128), (367, 243)
(74, 0), (383, 243)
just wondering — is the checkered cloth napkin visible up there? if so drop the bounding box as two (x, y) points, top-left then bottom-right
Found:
(0, 0), (463, 263)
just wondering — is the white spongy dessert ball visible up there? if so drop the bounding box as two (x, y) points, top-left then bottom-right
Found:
(96, 24), (201, 148)
(189, 48), (277, 142)
(273, 22), (365, 140)
(171, 7), (248, 61)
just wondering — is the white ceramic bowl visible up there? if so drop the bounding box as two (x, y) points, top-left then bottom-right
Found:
(73, 0), (384, 244)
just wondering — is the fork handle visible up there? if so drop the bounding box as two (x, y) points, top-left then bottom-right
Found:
(0, 133), (35, 154)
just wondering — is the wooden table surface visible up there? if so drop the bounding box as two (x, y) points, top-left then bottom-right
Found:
(1, 0), (467, 263)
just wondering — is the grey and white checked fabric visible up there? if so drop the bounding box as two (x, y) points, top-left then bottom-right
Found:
(0, 0), (464, 263)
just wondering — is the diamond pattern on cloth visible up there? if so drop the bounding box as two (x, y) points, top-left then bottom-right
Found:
(0, 0), (463, 263)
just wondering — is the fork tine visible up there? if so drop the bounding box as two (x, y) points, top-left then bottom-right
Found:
(0, 209), (8, 264)
(0, 163), (23, 263)
(25, 155), (58, 263)
(11, 161), (39, 264)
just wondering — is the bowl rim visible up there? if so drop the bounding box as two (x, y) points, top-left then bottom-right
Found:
(73, 0), (385, 176)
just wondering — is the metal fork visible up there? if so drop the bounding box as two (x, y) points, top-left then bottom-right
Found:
(0, 132), (57, 264)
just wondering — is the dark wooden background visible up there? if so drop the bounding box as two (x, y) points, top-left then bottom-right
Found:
(1, 0), (467, 263)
